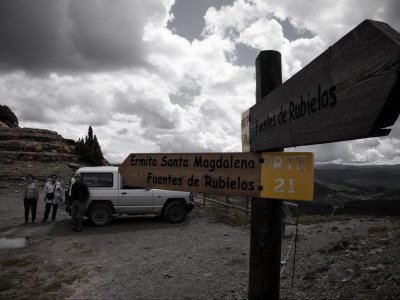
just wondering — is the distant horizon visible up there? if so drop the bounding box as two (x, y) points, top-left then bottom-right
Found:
(5, 124), (400, 167)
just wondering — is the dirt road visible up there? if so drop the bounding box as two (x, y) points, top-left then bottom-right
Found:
(0, 190), (250, 299)
(1, 190), (400, 299)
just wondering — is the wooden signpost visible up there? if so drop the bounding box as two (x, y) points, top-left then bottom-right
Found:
(119, 19), (400, 300)
(119, 152), (314, 201)
(246, 19), (400, 300)
(250, 20), (400, 152)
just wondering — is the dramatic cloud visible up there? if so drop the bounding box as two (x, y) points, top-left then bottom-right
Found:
(0, 0), (173, 73)
(0, 0), (399, 164)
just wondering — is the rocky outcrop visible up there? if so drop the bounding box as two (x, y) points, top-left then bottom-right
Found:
(0, 128), (84, 186)
(0, 128), (77, 161)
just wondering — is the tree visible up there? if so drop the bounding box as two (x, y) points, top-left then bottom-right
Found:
(75, 126), (105, 166)
(88, 126), (93, 140)
(0, 105), (19, 127)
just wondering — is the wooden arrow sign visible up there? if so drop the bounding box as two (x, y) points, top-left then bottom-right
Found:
(119, 152), (314, 201)
(249, 20), (400, 152)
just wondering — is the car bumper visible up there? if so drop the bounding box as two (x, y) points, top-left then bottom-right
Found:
(187, 202), (195, 211)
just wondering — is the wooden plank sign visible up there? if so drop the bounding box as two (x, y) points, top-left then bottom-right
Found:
(119, 152), (314, 201)
(249, 20), (400, 152)
(119, 153), (261, 198)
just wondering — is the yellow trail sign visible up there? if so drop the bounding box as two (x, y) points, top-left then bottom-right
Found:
(119, 152), (314, 201)
(260, 152), (314, 200)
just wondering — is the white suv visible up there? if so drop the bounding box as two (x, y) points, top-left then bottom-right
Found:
(69, 166), (194, 226)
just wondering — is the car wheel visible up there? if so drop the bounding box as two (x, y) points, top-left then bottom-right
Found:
(89, 204), (112, 226)
(164, 202), (186, 223)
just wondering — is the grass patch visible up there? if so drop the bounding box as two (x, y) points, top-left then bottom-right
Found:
(27, 283), (61, 298)
(303, 264), (330, 281)
(298, 215), (352, 225)
(1, 257), (32, 267)
(26, 274), (83, 299)
(43, 281), (62, 292)
(0, 263), (84, 299)
(0, 275), (16, 292)
(225, 257), (247, 266)
(212, 212), (248, 227)
(329, 239), (350, 252)
(60, 274), (82, 285)
(27, 267), (39, 273)
(368, 226), (388, 234)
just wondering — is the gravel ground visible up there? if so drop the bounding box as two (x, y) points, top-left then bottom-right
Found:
(1, 189), (400, 299)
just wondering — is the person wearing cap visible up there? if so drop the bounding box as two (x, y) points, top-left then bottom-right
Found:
(70, 173), (89, 232)
(22, 175), (40, 224)
(42, 174), (64, 223)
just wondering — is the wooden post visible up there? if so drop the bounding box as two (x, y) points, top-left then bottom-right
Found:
(249, 50), (283, 300)
(245, 197), (249, 222)
(282, 207), (286, 238)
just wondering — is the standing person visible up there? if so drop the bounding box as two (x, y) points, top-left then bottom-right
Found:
(22, 175), (39, 224)
(42, 174), (63, 222)
(70, 174), (89, 232)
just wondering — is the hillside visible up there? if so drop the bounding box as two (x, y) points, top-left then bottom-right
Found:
(315, 165), (400, 200)
(295, 164), (400, 216)
(0, 127), (83, 187)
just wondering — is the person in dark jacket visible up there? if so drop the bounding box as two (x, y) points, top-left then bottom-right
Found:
(22, 175), (40, 224)
(70, 174), (89, 232)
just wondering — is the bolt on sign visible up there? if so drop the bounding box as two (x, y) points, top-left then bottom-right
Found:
(119, 152), (314, 201)
(248, 20), (400, 152)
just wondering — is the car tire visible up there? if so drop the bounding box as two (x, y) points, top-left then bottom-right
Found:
(89, 204), (112, 227)
(164, 202), (186, 223)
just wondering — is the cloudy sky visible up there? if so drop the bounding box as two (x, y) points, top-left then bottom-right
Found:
(1, 0), (400, 164)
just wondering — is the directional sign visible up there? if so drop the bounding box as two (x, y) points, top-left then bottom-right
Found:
(249, 20), (400, 152)
(119, 152), (314, 201)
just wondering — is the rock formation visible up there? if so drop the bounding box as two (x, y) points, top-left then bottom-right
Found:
(0, 127), (85, 188)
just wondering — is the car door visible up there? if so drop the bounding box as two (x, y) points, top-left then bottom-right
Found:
(81, 172), (118, 208)
(118, 175), (154, 214)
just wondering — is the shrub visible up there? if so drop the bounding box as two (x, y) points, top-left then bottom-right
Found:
(368, 226), (388, 234)
(0, 104), (19, 127)
(1, 257), (32, 267)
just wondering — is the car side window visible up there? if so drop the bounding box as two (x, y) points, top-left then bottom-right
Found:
(120, 176), (143, 189)
(82, 173), (113, 188)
